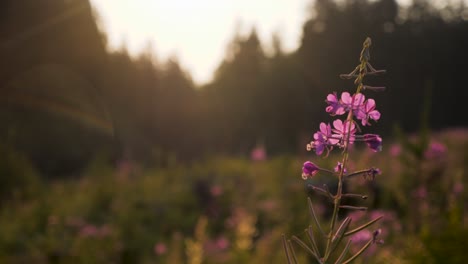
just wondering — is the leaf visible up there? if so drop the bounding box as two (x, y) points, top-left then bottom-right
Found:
(308, 197), (325, 237)
(288, 239), (299, 264)
(282, 234), (293, 264)
(334, 239), (352, 264)
(329, 217), (352, 257)
(344, 216), (383, 237)
(342, 239), (373, 264)
(292, 235), (320, 262)
(307, 226), (321, 259)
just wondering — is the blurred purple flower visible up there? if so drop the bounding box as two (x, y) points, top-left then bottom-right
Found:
(216, 237), (230, 250)
(302, 161), (320, 179)
(352, 229), (372, 243)
(389, 144), (401, 157)
(363, 134), (383, 152)
(412, 185), (428, 199)
(453, 182), (464, 195)
(210, 185), (223, 197)
(250, 145), (266, 161)
(154, 242), (167, 255)
(424, 141), (447, 160)
(79, 224), (99, 238)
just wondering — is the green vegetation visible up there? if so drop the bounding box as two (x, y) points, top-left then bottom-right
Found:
(0, 129), (466, 263)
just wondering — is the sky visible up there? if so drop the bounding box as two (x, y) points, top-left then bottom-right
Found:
(89, 0), (309, 85)
(89, 0), (450, 85)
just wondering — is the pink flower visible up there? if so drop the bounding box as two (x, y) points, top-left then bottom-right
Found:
(357, 99), (381, 126)
(154, 242), (167, 255)
(308, 122), (334, 155)
(424, 141), (446, 160)
(216, 237), (230, 250)
(389, 144), (401, 157)
(331, 119), (356, 145)
(341, 92), (365, 112)
(79, 225), (99, 238)
(250, 145), (266, 161)
(325, 92), (345, 115)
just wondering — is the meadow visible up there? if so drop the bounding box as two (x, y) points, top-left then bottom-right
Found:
(1, 128), (466, 263)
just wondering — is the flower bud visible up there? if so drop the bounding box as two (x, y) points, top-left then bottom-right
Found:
(363, 134), (382, 152)
(302, 161), (320, 179)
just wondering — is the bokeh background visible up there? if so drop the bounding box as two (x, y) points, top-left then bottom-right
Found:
(0, 0), (467, 263)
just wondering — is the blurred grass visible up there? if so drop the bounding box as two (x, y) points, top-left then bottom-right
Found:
(0, 129), (467, 263)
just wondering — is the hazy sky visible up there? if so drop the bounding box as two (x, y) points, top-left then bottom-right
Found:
(89, 0), (445, 85)
(90, 0), (309, 85)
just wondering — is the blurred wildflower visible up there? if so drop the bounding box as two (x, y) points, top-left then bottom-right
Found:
(453, 182), (464, 196)
(210, 185), (223, 197)
(154, 242), (168, 255)
(424, 141), (447, 160)
(412, 185), (428, 199)
(79, 224), (99, 238)
(389, 144), (401, 157)
(235, 212), (257, 250)
(186, 216), (207, 264)
(250, 144), (267, 161)
(216, 237), (230, 250)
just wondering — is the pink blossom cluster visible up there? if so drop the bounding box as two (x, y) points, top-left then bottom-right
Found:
(307, 92), (383, 156)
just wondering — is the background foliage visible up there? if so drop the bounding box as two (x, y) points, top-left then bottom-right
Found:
(0, 0), (467, 262)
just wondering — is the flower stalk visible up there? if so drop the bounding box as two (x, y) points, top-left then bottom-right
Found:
(285, 37), (386, 263)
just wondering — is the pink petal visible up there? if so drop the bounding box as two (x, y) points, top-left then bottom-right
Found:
(366, 99), (376, 111)
(341, 92), (352, 104)
(369, 110), (381, 121)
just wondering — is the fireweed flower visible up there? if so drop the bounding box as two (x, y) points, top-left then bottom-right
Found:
(341, 92), (365, 112)
(287, 38), (386, 263)
(302, 161), (320, 179)
(331, 119), (356, 145)
(325, 92), (345, 115)
(357, 99), (381, 126)
(363, 134), (383, 152)
(307, 122), (334, 155)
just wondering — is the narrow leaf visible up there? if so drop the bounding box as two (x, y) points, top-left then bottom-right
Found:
(292, 236), (319, 261)
(329, 217), (352, 255)
(307, 226), (321, 258)
(308, 197), (325, 236)
(339, 205), (367, 211)
(342, 239), (373, 264)
(287, 240), (299, 264)
(332, 217), (351, 244)
(334, 239), (352, 264)
(282, 235), (293, 264)
(344, 216), (383, 237)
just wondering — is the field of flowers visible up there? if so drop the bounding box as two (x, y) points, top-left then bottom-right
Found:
(0, 128), (466, 263)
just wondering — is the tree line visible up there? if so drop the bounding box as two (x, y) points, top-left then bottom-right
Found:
(0, 0), (467, 176)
